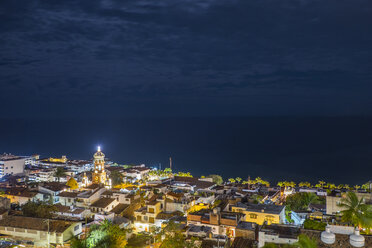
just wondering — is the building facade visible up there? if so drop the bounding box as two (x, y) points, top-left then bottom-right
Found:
(0, 154), (26, 177)
(92, 147), (109, 186)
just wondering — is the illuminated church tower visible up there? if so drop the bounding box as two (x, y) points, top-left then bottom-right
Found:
(92, 146), (107, 185)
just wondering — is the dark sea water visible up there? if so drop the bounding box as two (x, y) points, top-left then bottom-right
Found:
(1, 116), (372, 185)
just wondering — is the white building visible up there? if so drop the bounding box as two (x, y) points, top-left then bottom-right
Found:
(67, 160), (93, 173)
(124, 165), (150, 181)
(0, 216), (82, 247)
(24, 155), (39, 166)
(0, 153), (26, 178)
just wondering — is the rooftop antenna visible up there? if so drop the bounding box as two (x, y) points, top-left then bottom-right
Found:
(169, 157), (172, 171)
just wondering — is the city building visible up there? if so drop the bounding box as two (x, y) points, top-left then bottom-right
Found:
(24, 154), (39, 167)
(90, 197), (119, 214)
(37, 156), (68, 168)
(0, 216), (82, 247)
(2, 187), (38, 205)
(171, 176), (216, 192)
(187, 208), (244, 238)
(38, 182), (69, 204)
(123, 165), (151, 181)
(0, 153), (27, 178)
(231, 202), (285, 225)
(326, 191), (372, 215)
(91, 147), (110, 187)
(54, 204), (91, 220)
(258, 224), (300, 247)
(66, 160), (92, 174)
(133, 197), (164, 232)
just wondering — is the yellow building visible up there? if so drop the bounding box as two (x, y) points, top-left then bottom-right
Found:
(92, 146), (109, 186)
(133, 200), (164, 232)
(231, 202), (285, 225)
(47, 156), (67, 163)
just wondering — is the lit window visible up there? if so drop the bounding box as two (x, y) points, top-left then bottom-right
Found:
(265, 215), (275, 223)
(249, 213), (258, 219)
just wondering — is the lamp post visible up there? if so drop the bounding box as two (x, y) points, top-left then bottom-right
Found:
(43, 219), (50, 248)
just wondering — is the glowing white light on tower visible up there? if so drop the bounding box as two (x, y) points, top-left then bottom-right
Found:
(97, 146), (101, 152)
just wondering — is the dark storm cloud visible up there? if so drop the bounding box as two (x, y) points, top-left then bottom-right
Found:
(0, 0), (372, 117)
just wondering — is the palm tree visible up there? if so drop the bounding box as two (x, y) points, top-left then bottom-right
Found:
(235, 177), (242, 183)
(262, 180), (270, 187)
(288, 181), (296, 188)
(72, 220), (127, 248)
(110, 171), (123, 186)
(328, 183), (336, 190)
(354, 185), (361, 191)
(54, 167), (66, 182)
(362, 182), (371, 192)
(70, 237), (87, 248)
(302, 193), (319, 209)
(337, 184), (344, 190)
(294, 234), (317, 248)
(248, 179), (256, 185)
(318, 180), (325, 188)
(299, 182), (311, 188)
(338, 191), (372, 230)
(277, 181), (285, 188)
(228, 178), (236, 184)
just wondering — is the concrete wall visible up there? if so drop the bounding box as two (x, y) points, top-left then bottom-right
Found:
(3, 158), (25, 176)
(4, 195), (32, 205)
(329, 224), (354, 235)
(165, 202), (188, 213)
(258, 231), (298, 248)
(235, 228), (255, 239)
(59, 196), (75, 206)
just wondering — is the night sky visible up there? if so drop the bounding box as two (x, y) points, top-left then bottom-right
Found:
(1, 0), (372, 118)
(1, 0), (372, 183)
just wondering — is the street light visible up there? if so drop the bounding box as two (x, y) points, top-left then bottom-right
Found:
(43, 219), (50, 248)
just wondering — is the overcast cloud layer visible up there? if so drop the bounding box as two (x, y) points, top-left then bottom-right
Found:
(1, 0), (372, 118)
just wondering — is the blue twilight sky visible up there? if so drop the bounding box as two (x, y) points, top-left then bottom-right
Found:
(0, 0), (372, 118)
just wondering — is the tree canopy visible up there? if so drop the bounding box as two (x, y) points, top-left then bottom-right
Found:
(207, 174), (223, 185)
(22, 201), (57, 218)
(285, 192), (319, 211)
(174, 172), (193, 177)
(110, 171), (124, 186)
(54, 167), (67, 182)
(338, 191), (372, 229)
(66, 177), (79, 190)
(71, 220), (127, 248)
(160, 222), (199, 248)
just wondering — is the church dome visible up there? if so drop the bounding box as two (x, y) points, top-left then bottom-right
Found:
(94, 146), (105, 158)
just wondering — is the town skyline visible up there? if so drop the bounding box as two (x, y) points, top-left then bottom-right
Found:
(1, 0), (371, 247)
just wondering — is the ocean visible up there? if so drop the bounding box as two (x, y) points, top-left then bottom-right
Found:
(1, 116), (372, 185)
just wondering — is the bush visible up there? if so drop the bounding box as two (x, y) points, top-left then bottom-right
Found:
(22, 201), (57, 218)
(303, 219), (326, 231)
(285, 192), (319, 211)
